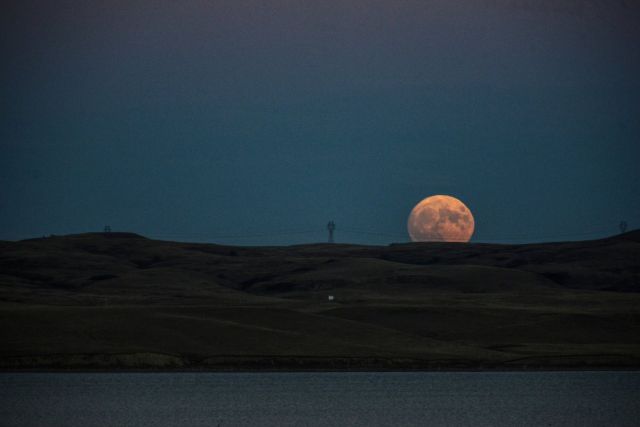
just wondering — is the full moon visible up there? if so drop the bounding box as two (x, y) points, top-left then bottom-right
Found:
(407, 195), (475, 242)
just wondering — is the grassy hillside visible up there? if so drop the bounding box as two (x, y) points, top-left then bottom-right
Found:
(1, 231), (639, 370)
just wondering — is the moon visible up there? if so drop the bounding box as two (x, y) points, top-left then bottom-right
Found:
(407, 195), (475, 242)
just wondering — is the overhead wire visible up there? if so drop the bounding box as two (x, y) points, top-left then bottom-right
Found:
(137, 221), (635, 244)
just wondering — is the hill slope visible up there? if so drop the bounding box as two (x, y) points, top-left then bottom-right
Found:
(1, 232), (639, 370)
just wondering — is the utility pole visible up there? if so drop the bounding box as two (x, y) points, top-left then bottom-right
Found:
(327, 220), (336, 243)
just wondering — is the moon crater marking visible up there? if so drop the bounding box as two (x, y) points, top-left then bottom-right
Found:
(407, 195), (475, 242)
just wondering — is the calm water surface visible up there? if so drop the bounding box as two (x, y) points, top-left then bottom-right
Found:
(1, 371), (638, 426)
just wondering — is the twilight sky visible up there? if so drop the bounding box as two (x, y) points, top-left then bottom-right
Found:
(1, 0), (639, 245)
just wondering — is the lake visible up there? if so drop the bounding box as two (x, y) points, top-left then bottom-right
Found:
(1, 371), (638, 426)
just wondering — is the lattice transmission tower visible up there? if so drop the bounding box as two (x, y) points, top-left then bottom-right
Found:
(327, 220), (336, 243)
(619, 220), (628, 234)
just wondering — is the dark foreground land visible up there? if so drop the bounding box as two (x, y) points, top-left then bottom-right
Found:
(1, 231), (639, 371)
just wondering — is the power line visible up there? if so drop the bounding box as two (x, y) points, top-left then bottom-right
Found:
(150, 230), (321, 240)
(114, 218), (639, 245)
(140, 227), (630, 244)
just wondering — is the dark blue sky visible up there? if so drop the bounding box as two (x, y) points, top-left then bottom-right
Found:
(2, 0), (639, 245)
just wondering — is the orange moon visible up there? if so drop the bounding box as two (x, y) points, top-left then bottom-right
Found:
(407, 195), (475, 242)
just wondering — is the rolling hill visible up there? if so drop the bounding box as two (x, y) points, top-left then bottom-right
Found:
(1, 231), (639, 370)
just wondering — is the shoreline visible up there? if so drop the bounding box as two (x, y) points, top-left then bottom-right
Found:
(4, 369), (639, 374)
(3, 353), (639, 373)
(4, 366), (640, 374)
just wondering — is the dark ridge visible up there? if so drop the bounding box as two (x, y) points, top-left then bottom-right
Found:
(20, 232), (147, 242)
(81, 232), (148, 239)
(612, 229), (640, 243)
(1, 229), (639, 371)
(89, 274), (119, 282)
